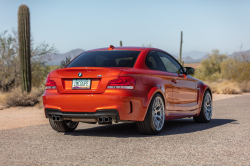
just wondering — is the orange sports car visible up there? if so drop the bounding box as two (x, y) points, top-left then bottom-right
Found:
(43, 46), (212, 135)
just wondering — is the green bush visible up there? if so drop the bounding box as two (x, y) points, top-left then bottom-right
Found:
(194, 50), (227, 81)
(221, 56), (250, 82)
(0, 30), (57, 91)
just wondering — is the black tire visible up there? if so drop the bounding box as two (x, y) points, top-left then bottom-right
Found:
(49, 119), (79, 132)
(136, 93), (165, 135)
(193, 91), (212, 123)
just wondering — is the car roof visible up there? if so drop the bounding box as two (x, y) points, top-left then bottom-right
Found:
(86, 46), (163, 52)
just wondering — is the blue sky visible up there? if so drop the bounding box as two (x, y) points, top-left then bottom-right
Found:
(0, 0), (249, 55)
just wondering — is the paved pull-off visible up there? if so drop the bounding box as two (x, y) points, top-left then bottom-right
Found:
(0, 94), (250, 165)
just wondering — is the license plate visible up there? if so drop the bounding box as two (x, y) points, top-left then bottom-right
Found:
(72, 79), (91, 89)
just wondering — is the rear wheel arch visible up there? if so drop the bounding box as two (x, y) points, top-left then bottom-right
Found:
(142, 88), (166, 121)
(206, 88), (212, 99)
(201, 87), (212, 107)
(196, 87), (212, 116)
(193, 90), (212, 123)
(197, 81), (212, 109)
(155, 92), (165, 107)
(136, 93), (165, 134)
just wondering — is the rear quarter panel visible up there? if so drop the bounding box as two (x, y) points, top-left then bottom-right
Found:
(196, 80), (212, 115)
(119, 68), (172, 120)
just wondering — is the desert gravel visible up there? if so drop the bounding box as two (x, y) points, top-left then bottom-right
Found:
(0, 94), (249, 165)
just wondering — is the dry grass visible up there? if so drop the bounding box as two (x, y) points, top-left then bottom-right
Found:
(0, 93), (7, 104)
(205, 81), (250, 94)
(239, 81), (250, 92)
(4, 87), (44, 107)
(35, 95), (44, 109)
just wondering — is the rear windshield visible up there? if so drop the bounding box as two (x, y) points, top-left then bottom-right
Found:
(67, 51), (140, 68)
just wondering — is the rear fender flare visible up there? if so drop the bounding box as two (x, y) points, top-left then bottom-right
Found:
(142, 87), (166, 121)
(196, 82), (212, 116)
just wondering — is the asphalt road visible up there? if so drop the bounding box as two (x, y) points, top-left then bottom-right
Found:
(0, 94), (249, 165)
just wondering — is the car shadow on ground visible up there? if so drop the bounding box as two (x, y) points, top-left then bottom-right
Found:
(64, 118), (237, 138)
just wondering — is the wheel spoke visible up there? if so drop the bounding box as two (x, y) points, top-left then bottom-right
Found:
(152, 96), (165, 131)
(153, 116), (158, 127)
(203, 93), (212, 120)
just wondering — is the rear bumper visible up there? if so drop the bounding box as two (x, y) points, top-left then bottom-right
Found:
(45, 108), (120, 121)
(42, 89), (149, 121)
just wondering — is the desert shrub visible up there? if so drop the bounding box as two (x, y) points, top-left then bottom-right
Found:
(221, 54), (250, 82)
(35, 95), (44, 109)
(194, 50), (227, 81)
(0, 93), (6, 104)
(4, 87), (44, 106)
(239, 81), (250, 92)
(0, 30), (57, 92)
(206, 81), (242, 94)
(60, 55), (71, 68)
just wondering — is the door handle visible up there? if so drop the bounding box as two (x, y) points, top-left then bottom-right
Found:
(172, 79), (178, 83)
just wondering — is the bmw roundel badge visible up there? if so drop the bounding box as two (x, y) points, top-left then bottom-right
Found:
(78, 72), (82, 77)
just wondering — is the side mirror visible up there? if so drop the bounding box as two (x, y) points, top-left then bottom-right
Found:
(184, 67), (195, 75)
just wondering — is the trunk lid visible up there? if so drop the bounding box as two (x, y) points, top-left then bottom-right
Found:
(50, 67), (122, 94)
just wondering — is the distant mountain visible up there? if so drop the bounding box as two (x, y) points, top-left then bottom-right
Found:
(230, 50), (250, 61)
(172, 55), (195, 63)
(182, 50), (207, 59)
(170, 50), (207, 63)
(47, 48), (84, 66)
(183, 56), (194, 63)
(191, 55), (208, 63)
(231, 49), (250, 55)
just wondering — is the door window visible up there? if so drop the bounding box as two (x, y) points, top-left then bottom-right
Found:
(145, 52), (166, 71)
(157, 52), (183, 73)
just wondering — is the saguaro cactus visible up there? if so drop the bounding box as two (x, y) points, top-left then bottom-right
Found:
(179, 31), (183, 64)
(120, 40), (123, 47)
(18, 4), (31, 93)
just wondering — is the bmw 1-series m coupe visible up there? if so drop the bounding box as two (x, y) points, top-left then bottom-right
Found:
(43, 45), (212, 135)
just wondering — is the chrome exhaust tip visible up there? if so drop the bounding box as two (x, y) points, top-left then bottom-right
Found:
(56, 116), (60, 121)
(104, 117), (109, 122)
(98, 117), (104, 122)
(98, 117), (112, 124)
(52, 115), (61, 121)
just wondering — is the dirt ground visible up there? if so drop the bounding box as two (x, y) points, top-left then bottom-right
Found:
(1, 93), (250, 165)
(0, 106), (48, 130)
(0, 93), (247, 131)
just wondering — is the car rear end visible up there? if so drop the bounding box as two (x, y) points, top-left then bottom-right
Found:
(42, 48), (149, 124)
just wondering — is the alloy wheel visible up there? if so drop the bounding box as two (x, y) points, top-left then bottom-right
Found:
(204, 93), (212, 120)
(152, 96), (165, 131)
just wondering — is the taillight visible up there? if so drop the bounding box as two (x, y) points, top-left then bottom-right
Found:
(45, 77), (57, 89)
(107, 76), (135, 89)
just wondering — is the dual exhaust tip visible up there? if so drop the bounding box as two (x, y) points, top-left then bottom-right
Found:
(98, 117), (112, 124)
(52, 115), (61, 121)
(51, 116), (112, 124)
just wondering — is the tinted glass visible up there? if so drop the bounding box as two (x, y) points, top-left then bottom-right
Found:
(157, 52), (183, 73)
(145, 52), (166, 71)
(67, 51), (140, 68)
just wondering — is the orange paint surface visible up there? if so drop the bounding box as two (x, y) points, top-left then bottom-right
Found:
(43, 47), (210, 121)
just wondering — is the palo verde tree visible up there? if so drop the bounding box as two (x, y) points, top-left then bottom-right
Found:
(18, 4), (31, 93)
(60, 55), (71, 68)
